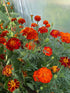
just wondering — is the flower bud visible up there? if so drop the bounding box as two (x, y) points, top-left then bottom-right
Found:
(45, 38), (49, 42)
(54, 74), (57, 79)
(51, 56), (54, 59)
(40, 86), (43, 90)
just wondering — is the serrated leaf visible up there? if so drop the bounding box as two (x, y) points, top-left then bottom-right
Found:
(27, 83), (34, 90)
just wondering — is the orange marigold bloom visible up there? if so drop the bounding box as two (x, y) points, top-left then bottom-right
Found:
(0, 26), (3, 29)
(38, 26), (48, 33)
(19, 25), (24, 28)
(25, 42), (36, 50)
(11, 18), (17, 21)
(7, 2), (10, 5)
(50, 30), (60, 38)
(18, 18), (26, 24)
(59, 57), (70, 67)
(0, 54), (5, 60)
(50, 66), (60, 73)
(0, 37), (6, 44)
(0, 30), (9, 37)
(31, 23), (38, 27)
(33, 67), (53, 83)
(60, 32), (70, 43)
(2, 65), (13, 77)
(43, 20), (48, 25)
(8, 79), (20, 92)
(43, 46), (52, 56)
(6, 38), (21, 51)
(21, 27), (38, 40)
(34, 15), (41, 22)
(46, 24), (51, 28)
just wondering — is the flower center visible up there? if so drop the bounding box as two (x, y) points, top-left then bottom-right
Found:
(10, 80), (16, 87)
(63, 58), (69, 63)
(10, 40), (15, 46)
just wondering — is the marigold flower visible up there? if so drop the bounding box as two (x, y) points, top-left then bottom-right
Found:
(21, 27), (38, 40)
(2, 65), (13, 77)
(0, 54), (5, 60)
(19, 25), (24, 28)
(8, 79), (20, 92)
(0, 26), (3, 29)
(25, 42), (36, 50)
(34, 15), (41, 22)
(46, 24), (51, 27)
(50, 30), (60, 38)
(59, 57), (70, 67)
(38, 26), (48, 33)
(33, 67), (53, 83)
(0, 37), (6, 44)
(10, 6), (13, 9)
(22, 71), (27, 77)
(7, 2), (10, 5)
(6, 38), (21, 51)
(0, 30), (9, 37)
(18, 18), (26, 24)
(31, 23), (38, 27)
(50, 66), (60, 73)
(11, 18), (17, 21)
(43, 46), (52, 56)
(43, 20), (48, 25)
(60, 32), (70, 43)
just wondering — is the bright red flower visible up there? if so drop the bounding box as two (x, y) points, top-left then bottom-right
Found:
(19, 25), (24, 28)
(60, 32), (70, 43)
(46, 24), (51, 28)
(43, 46), (52, 56)
(43, 20), (48, 25)
(11, 18), (17, 21)
(0, 30), (9, 37)
(8, 79), (20, 92)
(21, 27), (38, 40)
(0, 37), (6, 44)
(34, 15), (41, 21)
(33, 67), (53, 83)
(59, 57), (70, 67)
(6, 38), (21, 51)
(18, 18), (26, 24)
(50, 30), (60, 38)
(31, 23), (38, 27)
(2, 65), (13, 77)
(38, 26), (48, 33)
(25, 42), (36, 50)
(0, 54), (5, 60)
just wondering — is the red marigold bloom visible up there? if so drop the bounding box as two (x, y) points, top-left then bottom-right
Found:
(60, 32), (70, 43)
(0, 30), (9, 37)
(50, 30), (60, 38)
(0, 54), (5, 60)
(34, 15), (41, 22)
(6, 38), (21, 51)
(18, 18), (26, 24)
(21, 27), (38, 40)
(46, 24), (51, 28)
(0, 37), (6, 44)
(43, 46), (52, 56)
(43, 20), (48, 25)
(33, 67), (53, 83)
(8, 79), (20, 92)
(2, 65), (13, 77)
(31, 23), (38, 27)
(50, 66), (60, 73)
(25, 42), (36, 50)
(11, 18), (17, 21)
(38, 26), (48, 33)
(59, 57), (70, 67)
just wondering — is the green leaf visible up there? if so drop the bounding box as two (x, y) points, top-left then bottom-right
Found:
(27, 83), (34, 90)
(13, 89), (21, 93)
(4, 80), (8, 89)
